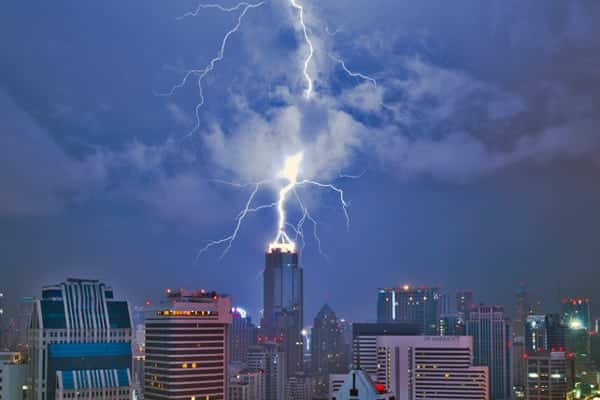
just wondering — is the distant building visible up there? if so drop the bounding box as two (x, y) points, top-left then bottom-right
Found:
(456, 290), (473, 320)
(310, 304), (347, 397)
(0, 292), (4, 351)
(566, 382), (600, 399)
(247, 343), (286, 400)
(287, 374), (317, 400)
(377, 286), (444, 335)
(28, 278), (133, 400)
(0, 352), (27, 400)
(467, 305), (512, 400)
(439, 314), (465, 336)
(352, 322), (422, 380)
(512, 286), (531, 398)
(262, 232), (304, 377)
(230, 307), (258, 363)
(144, 288), (232, 400)
(562, 298), (597, 385)
(330, 369), (395, 400)
(525, 351), (575, 400)
(229, 368), (263, 400)
(525, 314), (566, 353)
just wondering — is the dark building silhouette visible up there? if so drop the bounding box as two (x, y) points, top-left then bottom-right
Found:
(229, 307), (258, 363)
(525, 314), (566, 353)
(376, 286), (443, 335)
(310, 304), (347, 396)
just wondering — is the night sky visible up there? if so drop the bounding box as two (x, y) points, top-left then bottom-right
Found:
(1, 1), (600, 324)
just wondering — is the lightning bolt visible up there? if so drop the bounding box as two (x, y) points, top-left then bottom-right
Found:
(290, 0), (314, 99)
(330, 54), (377, 87)
(158, 1), (265, 137)
(196, 152), (351, 259)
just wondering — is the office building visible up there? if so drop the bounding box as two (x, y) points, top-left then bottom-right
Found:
(311, 304), (347, 396)
(262, 231), (304, 377)
(512, 286), (531, 398)
(28, 278), (133, 400)
(379, 335), (488, 400)
(230, 307), (258, 363)
(467, 305), (511, 400)
(247, 343), (286, 400)
(525, 351), (574, 400)
(229, 368), (263, 400)
(377, 286), (444, 335)
(0, 352), (27, 400)
(456, 290), (473, 320)
(352, 323), (422, 380)
(439, 314), (465, 336)
(525, 314), (566, 353)
(144, 288), (232, 400)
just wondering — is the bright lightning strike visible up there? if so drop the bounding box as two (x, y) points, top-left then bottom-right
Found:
(158, 1), (264, 137)
(196, 152), (352, 260)
(290, 0), (314, 99)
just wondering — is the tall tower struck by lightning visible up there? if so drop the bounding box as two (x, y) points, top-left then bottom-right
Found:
(262, 153), (305, 379)
(263, 237), (304, 378)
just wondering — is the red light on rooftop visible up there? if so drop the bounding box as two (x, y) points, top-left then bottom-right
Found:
(522, 353), (529, 359)
(145, 300), (151, 306)
(374, 384), (386, 394)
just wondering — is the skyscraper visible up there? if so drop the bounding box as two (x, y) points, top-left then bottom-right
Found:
(512, 286), (530, 397)
(456, 290), (473, 320)
(467, 305), (512, 400)
(310, 304), (347, 397)
(0, 292), (4, 351)
(28, 278), (133, 400)
(376, 285), (443, 335)
(247, 343), (286, 400)
(262, 231), (304, 378)
(525, 314), (566, 353)
(230, 307), (258, 363)
(144, 288), (232, 400)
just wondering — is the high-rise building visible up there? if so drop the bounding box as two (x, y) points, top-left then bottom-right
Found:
(144, 288), (232, 400)
(525, 350), (575, 400)
(352, 334), (488, 400)
(377, 285), (444, 335)
(0, 351), (27, 400)
(229, 368), (263, 400)
(247, 343), (286, 400)
(525, 314), (566, 353)
(230, 307), (258, 363)
(456, 290), (473, 320)
(512, 286), (531, 398)
(310, 304), (347, 397)
(28, 278), (133, 400)
(352, 322), (422, 381)
(0, 292), (5, 351)
(262, 232), (304, 377)
(467, 305), (512, 400)
(439, 314), (465, 336)
(561, 298), (597, 385)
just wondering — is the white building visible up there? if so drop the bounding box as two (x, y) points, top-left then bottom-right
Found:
(0, 352), (27, 400)
(355, 335), (488, 400)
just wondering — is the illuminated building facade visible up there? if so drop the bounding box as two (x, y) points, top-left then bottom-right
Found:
(229, 368), (263, 400)
(525, 351), (574, 400)
(467, 305), (512, 400)
(525, 314), (566, 353)
(144, 289), (232, 400)
(28, 278), (133, 400)
(376, 286), (444, 335)
(439, 314), (465, 336)
(263, 231), (304, 378)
